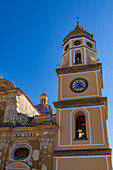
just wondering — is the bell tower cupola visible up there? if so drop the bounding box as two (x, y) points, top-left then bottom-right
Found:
(61, 22), (99, 68)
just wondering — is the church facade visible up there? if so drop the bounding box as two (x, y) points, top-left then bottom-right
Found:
(0, 22), (112, 170)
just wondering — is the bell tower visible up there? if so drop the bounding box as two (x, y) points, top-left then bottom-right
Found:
(53, 22), (112, 170)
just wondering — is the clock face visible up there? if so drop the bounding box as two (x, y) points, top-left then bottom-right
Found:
(70, 78), (88, 93)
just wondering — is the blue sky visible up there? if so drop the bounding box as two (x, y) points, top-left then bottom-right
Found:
(0, 0), (113, 164)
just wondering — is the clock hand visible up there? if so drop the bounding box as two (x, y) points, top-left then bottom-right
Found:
(78, 82), (82, 87)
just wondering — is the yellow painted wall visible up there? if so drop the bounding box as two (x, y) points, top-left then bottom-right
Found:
(54, 106), (109, 150)
(58, 71), (102, 101)
(53, 157), (111, 170)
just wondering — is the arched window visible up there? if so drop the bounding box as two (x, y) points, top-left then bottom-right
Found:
(75, 50), (82, 64)
(75, 115), (86, 139)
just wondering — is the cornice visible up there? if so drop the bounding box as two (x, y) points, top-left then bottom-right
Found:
(0, 88), (22, 96)
(54, 148), (111, 157)
(56, 63), (102, 75)
(62, 35), (95, 47)
(53, 97), (107, 109)
(53, 97), (107, 119)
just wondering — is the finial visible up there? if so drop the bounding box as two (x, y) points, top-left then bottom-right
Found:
(75, 16), (80, 24)
(0, 75), (3, 79)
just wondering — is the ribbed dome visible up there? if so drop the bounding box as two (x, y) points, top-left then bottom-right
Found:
(35, 104), (55, 115)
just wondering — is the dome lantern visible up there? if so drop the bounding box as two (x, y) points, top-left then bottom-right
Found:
(40, 92), (48, 105)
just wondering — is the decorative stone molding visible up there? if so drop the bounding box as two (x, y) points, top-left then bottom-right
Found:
(38, 123), (58, 170)
(0, 140), (7, 146)
(9, 141), (32, 162)
(5, 161), (31, 170)
(56, 63), (102, 75)
(41, 164), (47, 170)
(53, 97), (108, 119)
(54, 148), (112, 157)
(53, 97), (107, 108)
(17, 113), (30, 125)
(39, 137), (53, 170)
(39, 138), (53, 146)
(32, 150), (40, 161)
(3, 96), (17, 123)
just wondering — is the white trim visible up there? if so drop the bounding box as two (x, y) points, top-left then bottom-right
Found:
(83, 47), (87, 65)
(84, 37), (95, 44)
(70, 49), (72, 67)
(57, 143), (105, 147)
(58, 110), (61, 146)
(70, 39), (72, 48)
(70, 107), (91, 145)
(58, 106), (105, 147)
(60, 70), (100, 100)
(100, 106), (105, 145)
(68, 37), (95, 49)
(106, 156), (109, 170)
(88, 48), (97, 61)
(60, 94), (99, 100)
(73, 48), (83, 64)
(69, 37), (94, 44)
(58, 105), (104, 110)
(84, 37), (95, 51)
(55, 155), (110, 159)
(62, 37), (95, 58)
(55, 155), (109, 170)
(83, 37), (85, 45)
(95, 71), (99, 96)
(62, 56), (68, 66)
(60, 70), (97, 76)
(70, 40), (72, 66)
(56, 157), (58, 170)
(70, 37), (84, 42)
(60, 75), (62, 100)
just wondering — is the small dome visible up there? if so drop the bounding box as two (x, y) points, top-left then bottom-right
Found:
(36, 104), (55, 115)
(35, 91), (55, 115)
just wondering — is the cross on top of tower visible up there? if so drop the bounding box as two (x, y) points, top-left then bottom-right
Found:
(75, 16), (80, 24)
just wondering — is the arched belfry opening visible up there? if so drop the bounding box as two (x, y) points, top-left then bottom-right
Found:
(75, 112), (86, 139)
(75, 49), (82, 64)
